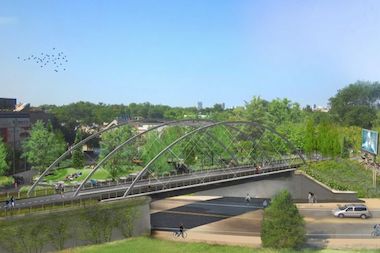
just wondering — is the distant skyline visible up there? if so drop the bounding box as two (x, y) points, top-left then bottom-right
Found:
(1, 1), (380, 108)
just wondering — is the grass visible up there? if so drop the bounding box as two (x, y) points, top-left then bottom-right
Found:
(44, 167), (111, 183)
(59, 237), (380, 253)
(0, 176), (13, 187)
(300, 159), (380, 197)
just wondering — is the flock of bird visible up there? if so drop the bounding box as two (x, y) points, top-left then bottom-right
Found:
(17, 48), (68, 72)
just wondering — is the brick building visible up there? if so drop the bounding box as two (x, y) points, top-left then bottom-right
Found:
(0, 98), (52, 174)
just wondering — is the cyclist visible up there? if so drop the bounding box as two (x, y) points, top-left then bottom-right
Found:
(176, 223), (185, 238)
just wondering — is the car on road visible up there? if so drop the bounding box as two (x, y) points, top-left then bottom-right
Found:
(332, 204), (371, 219)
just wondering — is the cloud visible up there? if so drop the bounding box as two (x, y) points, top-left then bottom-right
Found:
(0, 16), (18, 25)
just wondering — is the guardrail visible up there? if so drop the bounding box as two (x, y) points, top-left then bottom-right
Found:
(0, 197), (100, 218)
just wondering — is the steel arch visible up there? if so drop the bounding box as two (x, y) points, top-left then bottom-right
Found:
(28, 119), (214, 196)
(73, 120), (241, 196)
(27, 120), (141, 196)
(121, 121), (305, 198)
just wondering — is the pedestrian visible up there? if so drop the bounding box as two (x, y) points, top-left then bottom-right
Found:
(308, 192), (314, 203)
(60, 184), (65, 198)
(245, 193), (251, 204)
(5, 199), (9, 210)
(10, 196), (15, 208)
(312, 194), (317, 203)
(263, 199), (268, 208)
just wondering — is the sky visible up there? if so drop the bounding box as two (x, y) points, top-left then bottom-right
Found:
(1, 0), (380, 108)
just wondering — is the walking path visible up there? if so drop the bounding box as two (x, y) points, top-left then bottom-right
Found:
(151, 196), (380, 249)
(153, 230), (380, 249)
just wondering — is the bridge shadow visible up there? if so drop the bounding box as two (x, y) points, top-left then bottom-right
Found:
(151, 196), (267, 233)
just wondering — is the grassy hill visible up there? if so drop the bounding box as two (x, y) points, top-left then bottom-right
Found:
(59, 237), (379, 253)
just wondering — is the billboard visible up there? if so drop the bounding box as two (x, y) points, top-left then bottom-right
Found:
(361, 129), (378, 155)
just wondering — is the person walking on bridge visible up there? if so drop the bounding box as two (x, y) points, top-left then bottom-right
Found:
(10, 196), (15, 208)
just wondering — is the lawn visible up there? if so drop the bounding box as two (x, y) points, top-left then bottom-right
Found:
(59, 237), (379, 253)
(44, 167), (111, 183)
(300, 159), (380, 197)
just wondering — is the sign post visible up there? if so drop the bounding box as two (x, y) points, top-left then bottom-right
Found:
(361, 129), (379, 190)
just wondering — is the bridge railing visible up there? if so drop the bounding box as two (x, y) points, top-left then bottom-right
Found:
(99, 160), (299, 198)
(0, 197), (100, 218)
(10, 157), (307, 201)
(0, 160), (303, 216)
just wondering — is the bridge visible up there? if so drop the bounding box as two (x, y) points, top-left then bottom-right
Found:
(1, 160), (304, 212)
(1, 119), (306, 212)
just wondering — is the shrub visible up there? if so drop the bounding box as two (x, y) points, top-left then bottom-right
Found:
(0, 176), (13, 187)
(261, 190), (306, 249)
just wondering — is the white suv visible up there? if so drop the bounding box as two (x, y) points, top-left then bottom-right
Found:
(332, 204), (371, 219)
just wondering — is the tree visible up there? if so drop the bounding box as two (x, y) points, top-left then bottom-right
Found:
(261, 190), (306, 249)
(0, 138), (8, 176)
(72, 130), (85, 169)
(304, 118), (316, 156)
(22, 121), (66, 172)
(99, 125), (136, 180)
(46, 215), (72, 250)
(245, 96), (270, 125)
(341, 137), (351, 158)
(329, 81), (380, 128)
(316, 121), (341, 158)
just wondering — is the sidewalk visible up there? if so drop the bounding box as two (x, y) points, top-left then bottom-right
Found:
(153, 231), (380, 249)
(152, 230), (261, 248)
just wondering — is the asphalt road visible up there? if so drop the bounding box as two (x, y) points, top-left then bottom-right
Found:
(151, 197), (380, 238)
(151, 197), (264, 235)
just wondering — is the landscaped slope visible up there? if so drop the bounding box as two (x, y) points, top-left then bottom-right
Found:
(300, 159), (380, 197)
(59, 237), (380, 253)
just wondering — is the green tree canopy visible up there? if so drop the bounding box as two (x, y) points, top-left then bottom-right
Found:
(0, 137), (8, 176)
(329, 81), (380, 128)
(72, 130), (85, 169)
(22, 120), (66, 172)
(99, 125), (136, 180)
(261, 190), (306, 249)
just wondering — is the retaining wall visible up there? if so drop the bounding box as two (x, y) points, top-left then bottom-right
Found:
(194, 171), (358, 202)
(0, 196), (151, 253)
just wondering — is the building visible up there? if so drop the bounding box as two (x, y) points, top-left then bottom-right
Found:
(312, 104), (330, 112)
(0, 98), (52, 174)
(0, 111), (30, 150)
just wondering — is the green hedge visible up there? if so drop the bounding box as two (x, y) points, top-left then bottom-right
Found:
(0, 197), (148, 253)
